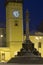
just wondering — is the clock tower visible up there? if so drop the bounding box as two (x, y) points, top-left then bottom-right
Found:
(6, 0), (23, 50)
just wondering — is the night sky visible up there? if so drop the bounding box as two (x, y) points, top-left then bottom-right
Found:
(0, 0), (43, 34)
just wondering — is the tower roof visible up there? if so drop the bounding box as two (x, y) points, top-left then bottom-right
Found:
(5, 0), (23, 6)
(6, 0), (23, 2)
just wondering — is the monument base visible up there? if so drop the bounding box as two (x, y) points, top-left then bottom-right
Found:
(7, 40), (43, 64)
(7, 56), (43, 64)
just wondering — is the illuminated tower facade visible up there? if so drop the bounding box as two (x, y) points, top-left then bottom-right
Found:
(6, 0), (23, 48)
(6, 0), (23, 57)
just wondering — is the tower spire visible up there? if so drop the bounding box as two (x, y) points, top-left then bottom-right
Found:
(26, 9), (29, 40)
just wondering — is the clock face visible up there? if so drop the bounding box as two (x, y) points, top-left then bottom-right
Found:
(13, 10), (20, 18)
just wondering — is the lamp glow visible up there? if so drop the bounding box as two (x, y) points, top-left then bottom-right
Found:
(0, 35), (3, 37)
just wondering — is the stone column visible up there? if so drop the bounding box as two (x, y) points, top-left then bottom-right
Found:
(26, 9), (29, 41)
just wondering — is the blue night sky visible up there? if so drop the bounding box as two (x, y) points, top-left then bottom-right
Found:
(0, 0), (43, 34)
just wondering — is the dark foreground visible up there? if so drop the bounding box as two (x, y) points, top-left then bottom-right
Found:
(0, 63), (43, 65)
(7, 56), (43, 64)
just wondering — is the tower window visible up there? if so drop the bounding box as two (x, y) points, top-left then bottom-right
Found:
(15, 23), (18, 26)
(14, 20), (18, 26)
